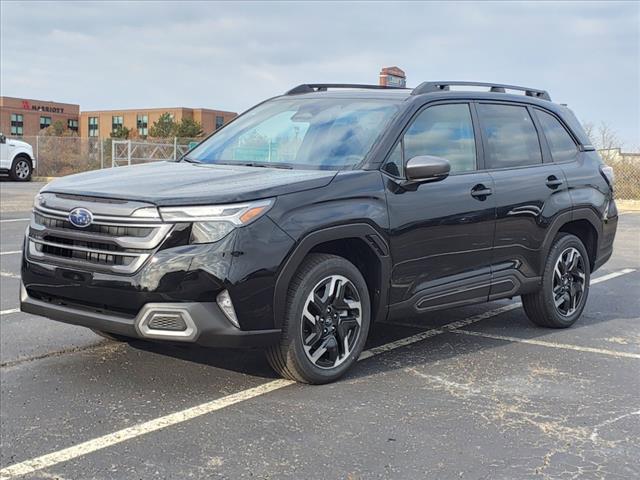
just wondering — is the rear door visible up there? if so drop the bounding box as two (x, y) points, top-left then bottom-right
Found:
(384, 102), (496, 313)
(475, 102), (570, 298)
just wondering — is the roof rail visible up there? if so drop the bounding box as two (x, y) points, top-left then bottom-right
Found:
(411, 81), (551, 101)
(285, 84), (409, 95)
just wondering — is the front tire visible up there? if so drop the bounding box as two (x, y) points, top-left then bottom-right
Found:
(522, 233), (590, 328)
(9, 156), (33, 182)
(267, 253), (371, 384)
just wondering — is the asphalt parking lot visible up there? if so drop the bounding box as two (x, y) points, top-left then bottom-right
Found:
(1, 180), (639, 480)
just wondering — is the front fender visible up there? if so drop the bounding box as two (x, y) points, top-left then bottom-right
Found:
(10, 146), (35, 168)
(272, 223), (392, 328)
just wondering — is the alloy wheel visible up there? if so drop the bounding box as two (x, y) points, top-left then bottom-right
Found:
(552, 247), (586, 316)
(15, 160), (30, 179)
(301, 274), (362, 369)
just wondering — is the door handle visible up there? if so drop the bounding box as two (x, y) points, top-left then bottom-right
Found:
(546, 175), (563, 189)
(471, 184), (492, 199)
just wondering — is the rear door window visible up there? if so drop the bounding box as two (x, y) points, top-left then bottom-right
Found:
(535, 109), (579, 163)
(478, 104), (542, 169)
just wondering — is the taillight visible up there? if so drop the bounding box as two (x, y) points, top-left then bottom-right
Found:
(600, 165), (615, 189)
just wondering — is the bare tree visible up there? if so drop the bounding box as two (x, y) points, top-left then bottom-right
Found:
(583, 121), (621, 164)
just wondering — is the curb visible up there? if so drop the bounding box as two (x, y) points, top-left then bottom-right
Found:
(617, 199), (640, 212)
(32, 176), (57, 183)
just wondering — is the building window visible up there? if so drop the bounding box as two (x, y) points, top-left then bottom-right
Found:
(68, 119), (79, 132)
(216, 115), (224, 130)
(40, 116), (52, 130)
(137, 114), (148, 136)
(112, 116), (123, 133)
(10, 114), (24, 136)
(88, 117), (99, 137)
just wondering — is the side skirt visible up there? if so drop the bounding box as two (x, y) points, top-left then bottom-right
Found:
(387, 270), (541, 320)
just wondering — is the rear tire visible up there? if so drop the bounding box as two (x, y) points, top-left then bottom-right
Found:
(9, 155), (32, 182)
(267, 253), (371, 384)
(522, 233), (590, 328)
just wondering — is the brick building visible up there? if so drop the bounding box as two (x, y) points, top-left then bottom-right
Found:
(379, 66), (407, 88)
(79, 107), (237, 139)
(0, 96), (236, 139)
(0, 96), (80, 137)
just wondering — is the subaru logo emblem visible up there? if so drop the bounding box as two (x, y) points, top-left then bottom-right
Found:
(68, 207), (93, 228)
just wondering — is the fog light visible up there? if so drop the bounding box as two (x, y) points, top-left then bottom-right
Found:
(217, 290), (239, 328)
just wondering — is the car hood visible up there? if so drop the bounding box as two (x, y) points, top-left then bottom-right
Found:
(42, 161), (338, 206)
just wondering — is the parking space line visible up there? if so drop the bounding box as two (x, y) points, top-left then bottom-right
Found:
(0, 267), (636, 479)
(0, 308), (20, 316)
(1, 271), (20, 279)
(0, 218), (30, 223)
(0, 380), (295, 480)
(451, 330), (640, 359)
(0, 304), (517, 479)
(0, 250), (21, 256)
(590, 268), (636, 284)
(367, 303), (521, 359)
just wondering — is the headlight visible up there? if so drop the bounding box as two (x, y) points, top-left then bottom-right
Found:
(159, 199), (274, 244)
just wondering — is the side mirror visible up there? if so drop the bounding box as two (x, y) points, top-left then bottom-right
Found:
(0, 134), (6, 144)
(405, 155), (451, 183)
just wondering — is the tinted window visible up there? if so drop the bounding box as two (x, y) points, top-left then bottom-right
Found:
(478, 104), (542, 168)
(382, 141), (403, 177)
(404, 104), (476, 173)
(535, 109), (578, 162)
(189, 98), (400, 170)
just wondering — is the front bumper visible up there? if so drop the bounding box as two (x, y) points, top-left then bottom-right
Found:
(20, 284), (281, 348)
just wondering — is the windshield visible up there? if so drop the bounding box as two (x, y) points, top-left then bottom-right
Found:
(186, 97), (400, 170)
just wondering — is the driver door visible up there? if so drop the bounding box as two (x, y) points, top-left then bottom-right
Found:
(384, 102), (496, 314)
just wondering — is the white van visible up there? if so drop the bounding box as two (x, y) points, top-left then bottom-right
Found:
(0, 133), (36, 181)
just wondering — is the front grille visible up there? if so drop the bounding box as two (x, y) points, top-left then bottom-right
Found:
(28, 200), (172, 274)
(34, 239), (134, 267)
(34, 212), (153, 237)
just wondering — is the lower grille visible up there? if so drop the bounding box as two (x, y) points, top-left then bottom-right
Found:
(148, 314), (188, 331)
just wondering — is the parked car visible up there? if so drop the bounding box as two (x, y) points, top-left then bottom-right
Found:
(21, 82), (617, 383)
(0, 133), (35, 181)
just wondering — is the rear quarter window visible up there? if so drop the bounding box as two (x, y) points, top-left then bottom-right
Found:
(535, 109), (579, 163)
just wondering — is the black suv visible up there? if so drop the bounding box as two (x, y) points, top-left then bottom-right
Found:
(21, 81), (618, 383)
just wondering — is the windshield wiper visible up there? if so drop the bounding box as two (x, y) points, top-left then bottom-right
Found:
(181, 156), (202, 164)
(218, 161), (294, 170)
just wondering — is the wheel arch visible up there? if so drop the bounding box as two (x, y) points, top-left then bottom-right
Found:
(541, 209), (601, 271)
(273, 224), (391, 328)
(12, 152), (33, 166)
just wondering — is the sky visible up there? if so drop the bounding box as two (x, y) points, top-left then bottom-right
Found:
(1, 1), (638, 149)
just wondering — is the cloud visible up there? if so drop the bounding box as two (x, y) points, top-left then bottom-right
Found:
(1, 0), (638, 147)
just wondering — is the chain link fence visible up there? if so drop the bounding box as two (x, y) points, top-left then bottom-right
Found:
(601, 150), (640, 200)
(17, 136), (105, 177)
(13, 136), (200, 177)
(111, 138), (198, 167)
